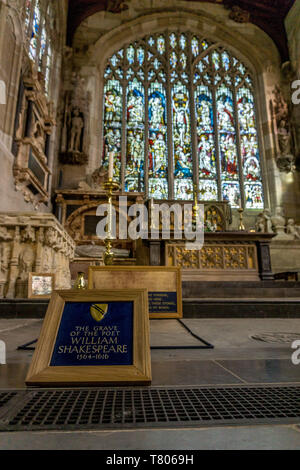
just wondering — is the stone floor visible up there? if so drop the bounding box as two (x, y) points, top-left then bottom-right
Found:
(1, 317), (300, 449)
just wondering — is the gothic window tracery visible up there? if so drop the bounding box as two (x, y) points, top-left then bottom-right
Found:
(102, 31), (264, 209)
(24, 0), (55, 95)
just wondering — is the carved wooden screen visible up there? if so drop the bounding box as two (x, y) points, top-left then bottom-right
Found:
(102, 31), (264, 209)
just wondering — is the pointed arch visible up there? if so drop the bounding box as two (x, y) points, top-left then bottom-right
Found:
(101, 29), (264, 209)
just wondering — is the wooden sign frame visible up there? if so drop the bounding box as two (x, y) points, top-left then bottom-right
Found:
(88, 266), (182, 319)
(26, 289), (151, 386)
(28, 273), (55, 299)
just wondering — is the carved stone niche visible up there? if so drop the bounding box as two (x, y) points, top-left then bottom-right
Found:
(59, 73), (90, 166)
(13, 61), (55, 209)
(0, 212), (76, 299)
(270, 85), (296, 173)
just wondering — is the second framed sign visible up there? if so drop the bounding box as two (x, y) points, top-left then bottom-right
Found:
(88, 266), (182, 319)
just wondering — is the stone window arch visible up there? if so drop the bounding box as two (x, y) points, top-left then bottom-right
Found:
(102, 30), (264, 210)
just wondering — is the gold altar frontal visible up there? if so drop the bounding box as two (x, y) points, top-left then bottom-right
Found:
(165, 232), (274, 282)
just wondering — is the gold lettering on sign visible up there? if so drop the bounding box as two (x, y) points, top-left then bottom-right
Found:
(57, 325), (128, 361)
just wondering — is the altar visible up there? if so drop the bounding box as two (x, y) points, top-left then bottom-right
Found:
(55, 190), (274, 283)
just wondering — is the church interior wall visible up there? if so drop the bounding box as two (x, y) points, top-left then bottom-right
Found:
(0, 0), (68, 213)
(0, 1), (35, 212)
(0, 0), (299, 283)
(60, 4), (291, 228)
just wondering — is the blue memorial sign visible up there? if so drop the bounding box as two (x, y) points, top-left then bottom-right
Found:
(148, 292), (177, 314)
(50, 301), (133, 367)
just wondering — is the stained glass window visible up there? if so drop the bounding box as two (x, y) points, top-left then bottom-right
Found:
(103, 80), (123, 183)
(237, 87), (263, 209)
(195, 85), (217, 201)
(25, 0), (32, 31)
(173, 82), (193, 200)
(24, 0), (55, 96)
(102, 32), (264, 209)
(125, 79), (145, 192)
(28, 1), (40, 61)
(148, 82), (168, 199)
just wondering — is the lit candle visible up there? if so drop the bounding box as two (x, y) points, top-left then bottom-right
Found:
(108, 152), (114, 180)
(238, 198), (242, 208)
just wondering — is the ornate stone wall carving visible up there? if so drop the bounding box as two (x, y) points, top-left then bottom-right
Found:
(0, 212), (75, 298)
(12, 61), (55, 208)
(271, 84), (296, 173)
(227, 5), (250, 23)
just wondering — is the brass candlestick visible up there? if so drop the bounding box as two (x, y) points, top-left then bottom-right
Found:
(192, 184), (199, 227)
(74, 272), (87, 290)
(103, 178), (119, 265)
(238, 207), (246, 231)
(189, 184), (205, 227)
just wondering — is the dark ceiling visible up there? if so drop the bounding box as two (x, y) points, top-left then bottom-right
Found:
(67, 0), (295, 61)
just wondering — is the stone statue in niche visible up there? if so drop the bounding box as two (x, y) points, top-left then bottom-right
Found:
(59, 73), (90, 165)
(277, 119), (292, 155)
(271, 85), (296, 173)
(69, 109), (84, 152)
(272, 85), (289, 122)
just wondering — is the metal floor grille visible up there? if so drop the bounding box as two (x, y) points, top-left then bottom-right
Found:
(0, 386), (300, 431)
(0, 392), (17, 410)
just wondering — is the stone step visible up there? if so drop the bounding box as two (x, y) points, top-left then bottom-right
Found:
(0, 296), (299, 319)
(183, 299), (300, 318)
(0, 299), (48, 318)
(182, 281), (300, 299)
(184, 297), (300, 303)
